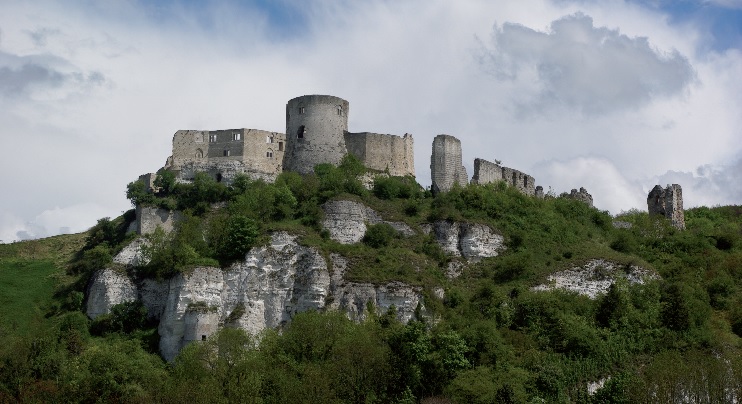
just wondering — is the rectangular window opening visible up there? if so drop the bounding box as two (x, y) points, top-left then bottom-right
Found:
(233, 133), (241, 141)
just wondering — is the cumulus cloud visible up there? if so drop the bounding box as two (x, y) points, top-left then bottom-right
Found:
(0, 51), (106, 100)
(650, 157), (742, 208)
(532, 156), (646, 213)
(0, 203), (114, 243)
(480, 13), (695, 115)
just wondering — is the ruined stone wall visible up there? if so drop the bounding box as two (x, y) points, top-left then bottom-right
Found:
(171, 129), (284, 170)
(471, 158), (502, 185)
(648, 184), (685, 230)
(430, 134), (468, 193)
(183, 309), (220, 344)
(567, 187), (594, 207)
(169, 128), (284, 181)
(136, 206), (183, 235)
(284, 95), (349, 174)
(472, 158), (536, 196)
(344, 132), (415, 176)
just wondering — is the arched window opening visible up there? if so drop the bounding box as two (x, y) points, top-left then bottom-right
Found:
(299, 107), (305, 114)
(223, 149), (230, 157)
(195, 149), (203, 158)
(267, 150), (274, 158)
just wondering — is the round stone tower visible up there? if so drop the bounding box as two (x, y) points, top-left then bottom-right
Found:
(283, 95), (349, 174)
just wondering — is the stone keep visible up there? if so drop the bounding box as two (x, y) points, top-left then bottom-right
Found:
(430, 134), (468, 193)
(283, 95), (349, 174)
(647, 184), (685, 230)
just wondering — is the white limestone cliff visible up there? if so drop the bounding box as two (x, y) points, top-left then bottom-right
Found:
(86, 232), (426, 362)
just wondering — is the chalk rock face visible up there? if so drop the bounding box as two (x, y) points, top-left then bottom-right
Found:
(86, 268), (137, 319)
(224, 232), (331, 336)
(113, 238), (148, 267)
(322, 200), (414, 244)
(327, 254), (422, 323)
(422, 221), (505, 262)
(532, 259), (659, 299)
(87, 231), (427, 361)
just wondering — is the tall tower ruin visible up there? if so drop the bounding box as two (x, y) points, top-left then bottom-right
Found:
(430, 134), (468, 194)
(283, 95), (349, 174)
(647, 184), (685, 230)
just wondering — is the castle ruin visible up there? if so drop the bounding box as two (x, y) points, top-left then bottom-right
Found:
(647, 184), (685, 230)
(165, 95), (414, 185)
(430, 134), (468, 193)
(471, 158), (537, 196)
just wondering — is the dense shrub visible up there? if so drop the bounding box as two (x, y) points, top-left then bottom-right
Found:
(363, 223), (398, 248)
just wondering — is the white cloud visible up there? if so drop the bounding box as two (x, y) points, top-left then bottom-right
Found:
(479, 13), (695, 116)
(651, 157), (742, 208)
(1, 203), (114, 243)
(533, 156), (646, 213)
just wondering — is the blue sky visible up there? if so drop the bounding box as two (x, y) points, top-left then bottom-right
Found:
(0, 0), (740, 242)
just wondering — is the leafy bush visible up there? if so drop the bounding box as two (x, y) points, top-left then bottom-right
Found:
(218, 215), (259, 261)
(363, 223), (398, 248)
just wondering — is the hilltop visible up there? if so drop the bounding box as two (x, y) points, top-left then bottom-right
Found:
(1, 157), (741, 402)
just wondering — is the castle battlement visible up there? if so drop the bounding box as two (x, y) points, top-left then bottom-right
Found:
(165, 95), (414, 184)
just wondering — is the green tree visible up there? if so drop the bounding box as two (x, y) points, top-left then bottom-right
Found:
(218, 215), (259, 261)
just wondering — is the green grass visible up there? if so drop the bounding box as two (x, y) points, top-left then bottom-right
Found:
(0, 258), (59, 335)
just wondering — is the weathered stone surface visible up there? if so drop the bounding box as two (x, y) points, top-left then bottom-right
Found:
(431, 134), (468, 193)
(85, 268), (137, 319)
(113, 238), (148, 267)
(422, 221), (505, 263)
(345, 132), (414, 177)
(136, 206), (183, 235)
(459, 223), (506, 262)
(532, 259), (659, 299)
(322, 200), (414, 244)
(328, 254), (423, 323)
(87, 232), (426, 361)
(647, 184), (685, 230)
(566, 187), (594, 207)
(472, 158), (536, 196)
(158, 266), (225, 361)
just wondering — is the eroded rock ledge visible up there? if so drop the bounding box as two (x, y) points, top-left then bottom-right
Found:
(532, 259), (659, 299)
(86, 232), (425, 361)
(322, 200), (414, 244)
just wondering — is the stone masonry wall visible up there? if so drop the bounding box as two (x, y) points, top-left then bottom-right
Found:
(431, 134), (468, 193)
(284, 95), (349, 174)
(136, 205), (183, 235)
(647, 184), (685, 230)
(472, 158), (536, 196)
(344, 132), (415, 176)
(169, 128), (284, 175)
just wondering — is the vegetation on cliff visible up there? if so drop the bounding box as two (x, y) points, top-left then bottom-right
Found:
(1, 158), (742, 402)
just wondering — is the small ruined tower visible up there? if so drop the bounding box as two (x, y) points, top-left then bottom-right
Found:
(283, 95), (349, 174)
(647, 184), (685, 230)
(430, 134), (468, 193)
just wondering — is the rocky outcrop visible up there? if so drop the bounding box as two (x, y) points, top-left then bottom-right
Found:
(322, 200), (414, 244)
(532, 259), (659, 298)
(112, 237), (148, 266)
(421, 221), (505, 262)
(85, 267), (138, 319)
(86, 232), (427, 361)
(328, 254), (422, 323)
